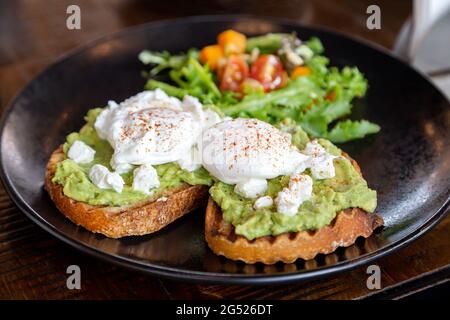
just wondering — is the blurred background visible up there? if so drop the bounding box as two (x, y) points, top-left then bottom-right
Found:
(1, 0), (449, 105)
(0, 0), (413, 104)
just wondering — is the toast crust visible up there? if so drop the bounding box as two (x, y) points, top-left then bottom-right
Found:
(205, 152), (383, 264)
(45, 146), (209, 238)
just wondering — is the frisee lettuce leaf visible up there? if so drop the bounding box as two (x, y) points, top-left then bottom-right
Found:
(144, 49), (222, 104)
(326, 120), (380, 143)
(138, 50), (186, 76)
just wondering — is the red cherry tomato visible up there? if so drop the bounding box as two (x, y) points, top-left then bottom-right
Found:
(218, 55), (249, 92)
(250, 54), (287, 91)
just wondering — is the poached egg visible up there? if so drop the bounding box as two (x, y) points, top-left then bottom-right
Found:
(202, 118), (338, 215)
(95, 89), (221, 173)
(90, 89), (221, 194)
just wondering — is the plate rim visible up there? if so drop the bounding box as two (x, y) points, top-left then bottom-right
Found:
(0, 14), (449, 285)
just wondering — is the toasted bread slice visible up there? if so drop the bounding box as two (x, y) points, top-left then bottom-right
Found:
(45, 146), (209, 238)
(205, 152), (383, 264)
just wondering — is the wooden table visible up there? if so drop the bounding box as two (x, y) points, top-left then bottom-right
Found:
(1, 0), (449, 299)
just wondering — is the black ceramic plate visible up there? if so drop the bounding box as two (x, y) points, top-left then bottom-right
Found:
(1, 16), (449, 284)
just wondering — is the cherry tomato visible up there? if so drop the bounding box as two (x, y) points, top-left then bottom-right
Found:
(217, 55), (249, 92)
(250, 54), (287, 91)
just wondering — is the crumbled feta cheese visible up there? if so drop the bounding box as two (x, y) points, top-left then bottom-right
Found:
(132, 164), (160, 194)
(234, 178), (268, 199)
(110, 158), (133, 174)
(275, 173), (312, 216)
(89, 164), (124, 193)
(254, 196), (273, 209)
(67, 140), (95, 164)
(302, 140), (338, 179)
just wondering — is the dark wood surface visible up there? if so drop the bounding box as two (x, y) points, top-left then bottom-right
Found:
(1, 0), (449, 300)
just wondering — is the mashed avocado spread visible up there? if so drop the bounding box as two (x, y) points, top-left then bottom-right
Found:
(209, 125), (377, 240)
(52, 108), (213, 206)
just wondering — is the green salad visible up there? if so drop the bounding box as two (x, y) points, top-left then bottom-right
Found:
(139, 30), (380, 143)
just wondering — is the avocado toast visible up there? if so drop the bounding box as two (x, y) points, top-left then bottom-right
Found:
(46, 90), (218, 238)
(205, 153), (383, 264)
(201, 118), (383, 264)
(45, 146), (209, 238)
